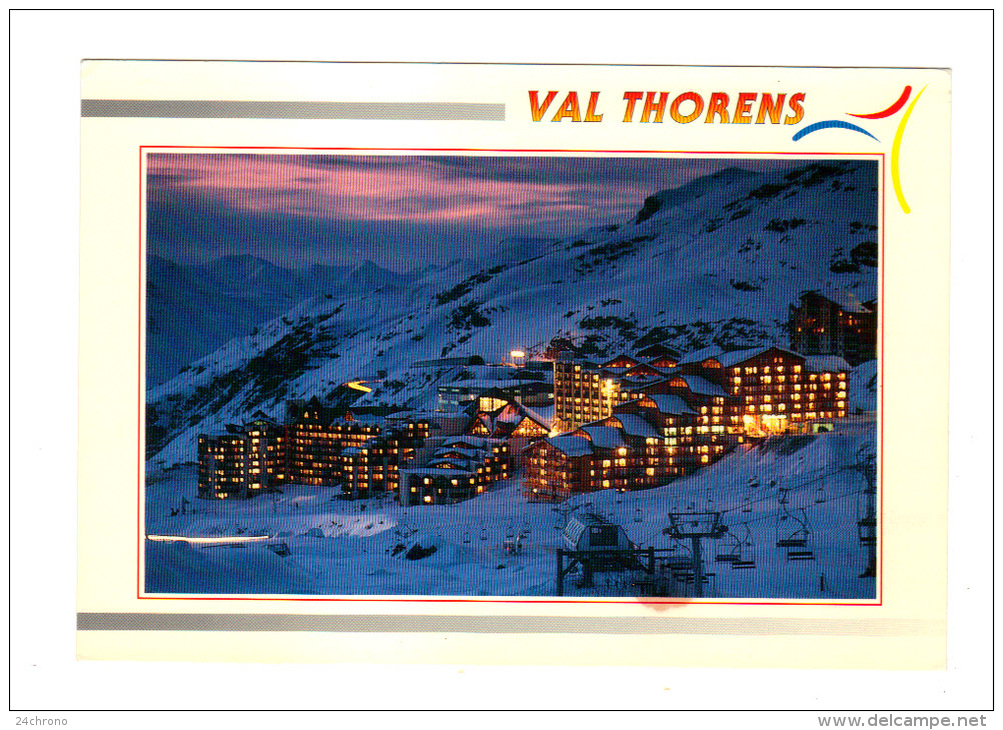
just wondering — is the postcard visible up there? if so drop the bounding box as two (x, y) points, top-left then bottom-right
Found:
(78, 61), (950, 667)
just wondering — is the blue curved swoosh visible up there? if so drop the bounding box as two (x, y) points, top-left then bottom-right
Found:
(792, 120), (879, 142)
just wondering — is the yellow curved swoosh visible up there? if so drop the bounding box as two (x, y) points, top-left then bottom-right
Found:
(891, 85), (926, 214)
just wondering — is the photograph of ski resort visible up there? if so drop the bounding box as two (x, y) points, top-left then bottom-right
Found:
(144, 153), (879, 600)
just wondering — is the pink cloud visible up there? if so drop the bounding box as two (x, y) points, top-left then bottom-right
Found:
(146, 154), (645, 230)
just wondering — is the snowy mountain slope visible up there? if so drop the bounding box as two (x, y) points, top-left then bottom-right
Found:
(146, 160), (879, 466)
(145, 255), (406, 386)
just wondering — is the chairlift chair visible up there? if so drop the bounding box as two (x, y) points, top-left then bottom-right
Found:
(784, 508), (816, 560)
(776, 511), (809, 549)
(787, 550), (815, 561)
(715, 532), (742, 563)
(730, 523), (757, 569)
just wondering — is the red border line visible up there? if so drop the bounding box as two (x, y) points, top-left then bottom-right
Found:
(137, 146), (885, 607)
(879, 154), (886, 603)
(137, 149), (144, 599)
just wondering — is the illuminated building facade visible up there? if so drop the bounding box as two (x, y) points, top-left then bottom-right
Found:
(789, 290), (877, 365)
(339, 434), (416, 499)
(196, 398), (430, 500)
(401, 436), (510, 505)
(526, 344), (849, 501)
(197, 432), (250, 500)
(553, 350), (680, 432)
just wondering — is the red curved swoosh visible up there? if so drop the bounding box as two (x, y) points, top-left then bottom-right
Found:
(848, 85), (912, 119)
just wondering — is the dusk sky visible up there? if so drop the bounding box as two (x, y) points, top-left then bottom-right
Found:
(147, 154), (801, 272)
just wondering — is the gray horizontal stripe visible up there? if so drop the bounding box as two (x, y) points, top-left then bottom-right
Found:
(80, 99), (505, 121)
(77, 613), (942, 637)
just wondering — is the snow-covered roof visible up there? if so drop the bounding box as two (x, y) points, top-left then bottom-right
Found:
(645, 394), (698, 415)
(526, 404), (555, 427)
(433, 446), (480, 459)
(545, 435), (593, 458)
(674, 374), (730, 397)
(601, 354), (640, 367)
(636, 342), (681, 359)
(443, 435), (488, 448)
(519, 404), (554, 429)
(711, 346), (805, 368)
(497, 408), (524, 424)
(628, 361), (670, 374)
(609, 414), (660, 439)
(804, 355), (852, 373)
(805, 289), (873, 313)
(386, 410), (457, 423)
(677, 346), (725, 365)
(349, 414), (384, 424)
(440, 378), (534, 390)
(427, 458), (476, 470)
(463, 365), (520, 380)
(578, 426), (627, 449)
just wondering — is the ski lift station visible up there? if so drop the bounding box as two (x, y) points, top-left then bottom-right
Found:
(561, 513), (634, 553)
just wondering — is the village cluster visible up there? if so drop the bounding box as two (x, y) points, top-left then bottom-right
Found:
(197, 290), (875, 506)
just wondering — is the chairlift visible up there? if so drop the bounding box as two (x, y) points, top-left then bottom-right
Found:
(634, 507), (643, 523)
(730, 523), (756, 569)
(784, 508), (816, 560)
(857, 486), (877, 545)
(479, 527), (488, 541)
(715, 533), (742, 563)
(461, 530), (471, 544)
(775, 510), (808, 549)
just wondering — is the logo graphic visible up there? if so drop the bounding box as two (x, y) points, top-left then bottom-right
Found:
(792, 85), (925, 213)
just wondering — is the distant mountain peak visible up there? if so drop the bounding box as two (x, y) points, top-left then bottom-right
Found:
(634, 167), (761, 224)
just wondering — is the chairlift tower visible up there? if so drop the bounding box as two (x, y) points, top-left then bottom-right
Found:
(854, 455), (878, 578)
(666, 511), (727, 598)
